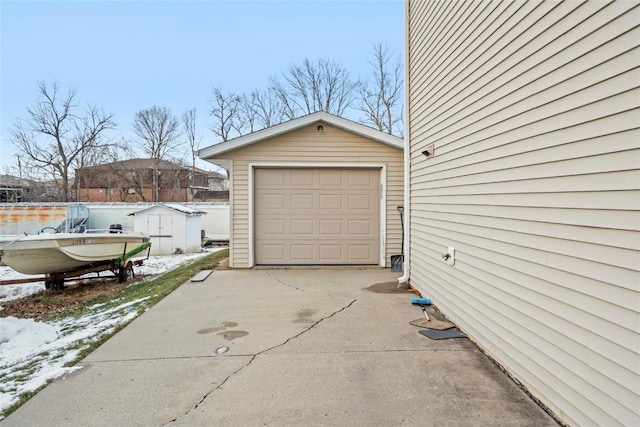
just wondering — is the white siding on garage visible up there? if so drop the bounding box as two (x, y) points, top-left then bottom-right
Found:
(407, 1), (640, 426)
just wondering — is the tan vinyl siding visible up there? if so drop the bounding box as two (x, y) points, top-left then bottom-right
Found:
(222, 123), (403, 268)
(408, 1), (640, 426)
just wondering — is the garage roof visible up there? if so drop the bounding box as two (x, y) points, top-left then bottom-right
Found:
(197, 111), (403, 161)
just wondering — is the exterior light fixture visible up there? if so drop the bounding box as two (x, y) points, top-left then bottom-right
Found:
(317, 125), (324, 132)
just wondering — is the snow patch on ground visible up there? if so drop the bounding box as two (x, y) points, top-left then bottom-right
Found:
(0, 247), (224, 417)
(0, 249), (221, 303)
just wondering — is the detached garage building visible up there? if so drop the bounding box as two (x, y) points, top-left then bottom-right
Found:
(198, 112), (403, 268)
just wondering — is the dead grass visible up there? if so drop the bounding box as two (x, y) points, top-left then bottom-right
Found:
(0, 250), (229, 321)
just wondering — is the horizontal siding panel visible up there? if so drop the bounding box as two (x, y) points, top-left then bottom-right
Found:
(413, 1), (561, 122)
(412, 215), (638, 295)
(410, 239), (639, 408)
(431, 49), (638, 142)
(414, 142), (640, 186)
(411, 229), (639, 344)
(415, 167), (639, 195)
(412, 190), (640, 210)
(409, 246), (635, 426)
(421, 203), (639, 231)
(413, 3), (638, 139)
(416, 89), (639, 160)
(409, 243), (638, 424)
(422, 209), (639, 251)
(410, 1), (529, 110)
(411, 112), (639, 173)
(420, 4), (638, 138)
(424, 69), (639, 149)
(410, 1), (556, 131)
(409, 255), (588, 421)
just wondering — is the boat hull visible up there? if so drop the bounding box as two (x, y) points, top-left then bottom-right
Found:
(0, 232), (150, 275)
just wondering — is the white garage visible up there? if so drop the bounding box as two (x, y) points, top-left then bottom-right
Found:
(197, 111), (403, 268)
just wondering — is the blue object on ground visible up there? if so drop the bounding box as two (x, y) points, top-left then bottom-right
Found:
(410, 297), (432, 305)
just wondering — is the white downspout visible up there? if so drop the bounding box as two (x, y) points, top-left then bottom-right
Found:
(398, 0), (411, 285)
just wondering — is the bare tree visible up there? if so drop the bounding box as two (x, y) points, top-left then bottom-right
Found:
(268, 78), (297, 120)
(132, 106), (182, 202)
(270, 58), (354, 118)
(182, 108), (200, 198)
(356, 43), (403, 135)
(252, 89), (285, 128)
(237, 93), (259, 135)
(209, 87), (241, 141)
(9, 82), (115, 201)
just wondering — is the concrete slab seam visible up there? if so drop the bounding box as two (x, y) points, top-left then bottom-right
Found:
(160, 298), (358, 426)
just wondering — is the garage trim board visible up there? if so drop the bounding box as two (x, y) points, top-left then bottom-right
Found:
(248, 162), (387, 267)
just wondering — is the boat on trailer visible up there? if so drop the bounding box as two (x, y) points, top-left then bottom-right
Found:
(0, 231), (151, 289)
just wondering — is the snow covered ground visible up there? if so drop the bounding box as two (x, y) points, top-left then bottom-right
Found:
(0, 248), (225, 417)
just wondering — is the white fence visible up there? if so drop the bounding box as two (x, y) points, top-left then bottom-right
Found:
(0, 203), (230, 241)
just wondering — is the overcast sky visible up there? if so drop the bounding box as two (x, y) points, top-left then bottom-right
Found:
(0, 1), (404, 172)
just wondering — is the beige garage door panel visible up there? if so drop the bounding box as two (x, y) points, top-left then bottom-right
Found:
(255, 168), (380, 264)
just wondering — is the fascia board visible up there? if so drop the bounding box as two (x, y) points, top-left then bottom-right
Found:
(197, 112), (403, 160)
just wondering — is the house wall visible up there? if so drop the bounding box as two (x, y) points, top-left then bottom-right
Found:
(407, 1), (639, 426)
(222, 123), (403, 268)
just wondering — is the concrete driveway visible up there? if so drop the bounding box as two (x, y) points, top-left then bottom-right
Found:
(3, 268), (556, 426)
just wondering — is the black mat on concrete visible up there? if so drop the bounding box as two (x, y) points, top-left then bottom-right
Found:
(419, 328), (467, 340)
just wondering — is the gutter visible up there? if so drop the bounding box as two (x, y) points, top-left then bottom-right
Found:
(398, 0), (411, 285)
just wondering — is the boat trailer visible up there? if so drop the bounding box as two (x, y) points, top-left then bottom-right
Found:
(0, 241), (152, 291)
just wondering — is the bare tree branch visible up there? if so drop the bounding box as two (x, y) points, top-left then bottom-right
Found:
(269, 57), (354, 117)
(9, 81), (116, 201)
(237, 93), (259, 135)
(209, 87), (241, 141)
(252, 89), (285, 128)
(132, 106), (182, 202)
(356, 43), (403, 135)
(182, 108), (201, 200)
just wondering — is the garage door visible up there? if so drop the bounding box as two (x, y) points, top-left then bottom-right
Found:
(255, 168), (380, 265)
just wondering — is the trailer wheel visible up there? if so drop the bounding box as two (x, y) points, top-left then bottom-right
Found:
(118, 263), (134, 283)
(46, 280), (64, 290)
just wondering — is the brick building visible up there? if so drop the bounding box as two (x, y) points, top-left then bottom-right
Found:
(75, 158), (227, 203)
